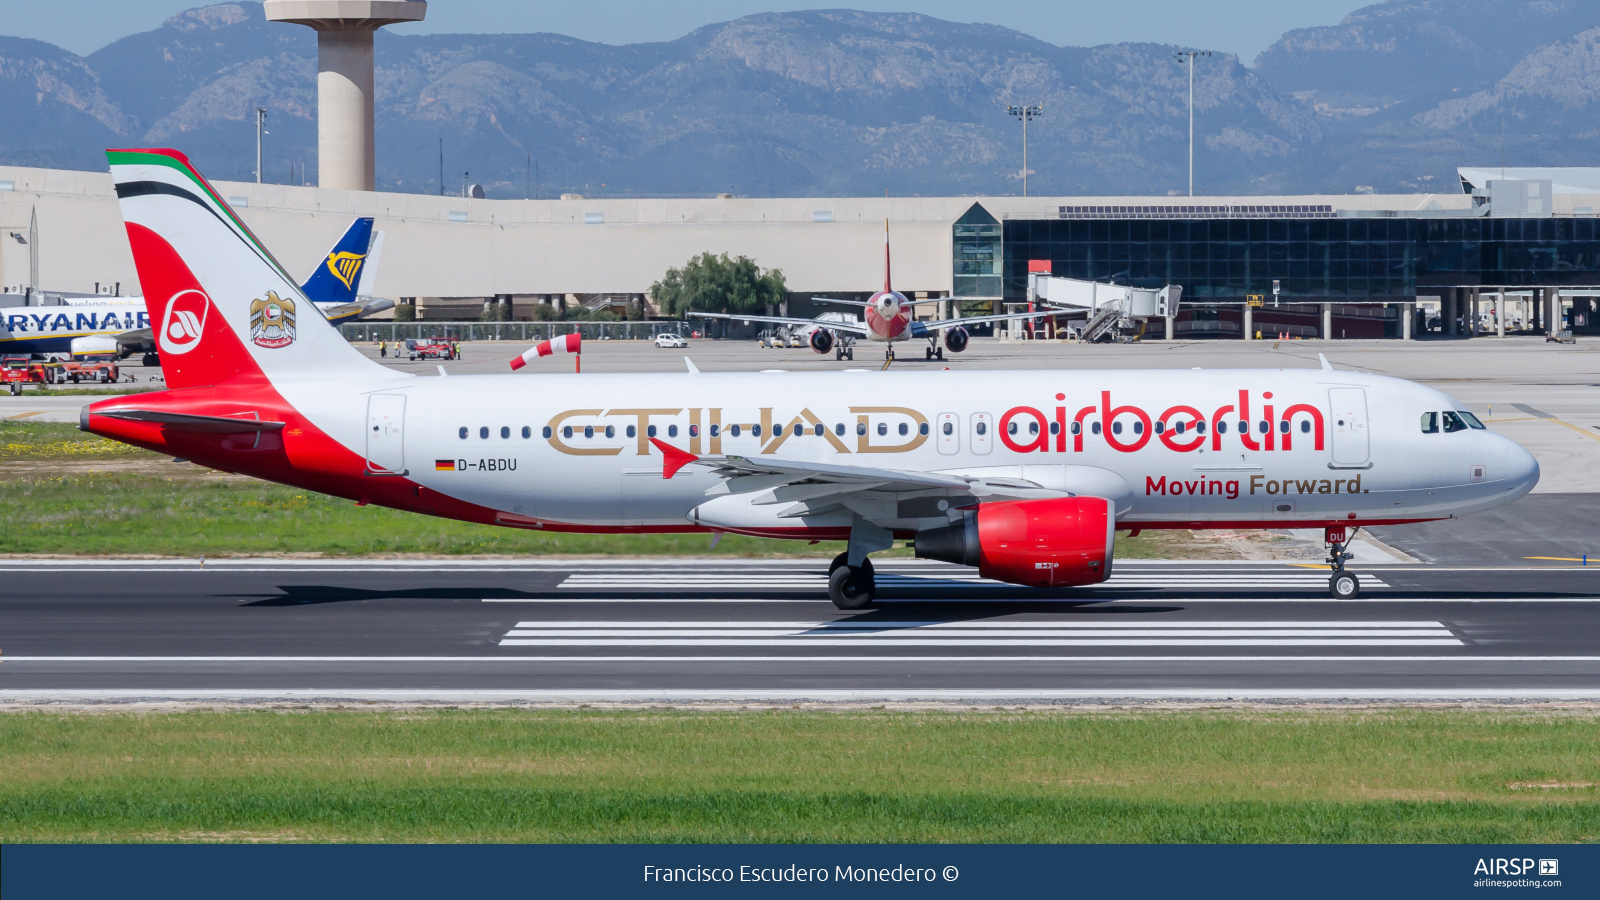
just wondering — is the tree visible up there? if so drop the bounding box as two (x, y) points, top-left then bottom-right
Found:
(650, 252), (786, 318)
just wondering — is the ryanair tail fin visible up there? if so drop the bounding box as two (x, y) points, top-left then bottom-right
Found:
(302, 217), (374, 305)
(108, 149), (380, 390)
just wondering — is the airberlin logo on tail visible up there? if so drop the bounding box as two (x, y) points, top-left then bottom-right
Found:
(158, 289), (210, 355)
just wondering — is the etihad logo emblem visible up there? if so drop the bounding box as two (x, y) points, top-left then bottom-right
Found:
(249, 291), (297, 349)
(159, 289), (210, 356)
(325, 251), (365, 290)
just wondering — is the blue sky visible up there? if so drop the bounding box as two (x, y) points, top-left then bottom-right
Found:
(6, 1), (1363, 63)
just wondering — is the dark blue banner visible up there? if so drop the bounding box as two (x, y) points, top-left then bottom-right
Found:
(3, 844), (1592, 898)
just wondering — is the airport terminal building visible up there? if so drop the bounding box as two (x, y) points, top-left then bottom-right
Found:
(5, 162), (1600, 338)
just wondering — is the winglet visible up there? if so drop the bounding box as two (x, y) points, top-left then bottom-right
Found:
(684, 356), (699, 375)
(1318, 353), (1332, 371)
(650, 437), (698, 479)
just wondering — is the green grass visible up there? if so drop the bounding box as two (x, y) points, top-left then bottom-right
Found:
(0, 421), (151, 460)
(2, 709), (1597, 842)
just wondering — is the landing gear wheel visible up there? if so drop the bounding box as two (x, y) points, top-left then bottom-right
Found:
(828, 554), (874, 578)
(936, 347), (944, 360)
(846, 348), (854, 361)
(1329, 571), (1360, 600)
(829, 565), (876, 609)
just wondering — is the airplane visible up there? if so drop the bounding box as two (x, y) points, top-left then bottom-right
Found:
(0, 216), (391, 361)
(82, 148), (1541, 610)
(690, 222), (1052, 361)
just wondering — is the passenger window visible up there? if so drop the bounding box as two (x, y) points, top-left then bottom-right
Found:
(1154, 421), (1165, 434)
(500, 426), (510, 439)
(817, 424), (827, 436)
(542, 426), (552, 439)
(942, 422), (953, 435)
(1173, 421), (1183, 434)
(1071, 422), (1081, 435)
(918, 422), (928, 436)
(627, 425), (636, 438)
(459, 427), (468, 439)
(1458, 411), (1486, 429)
(1300, 420), (1310, 433)
(522, 426), (532, 439)
(1258, 421), (1268, 434)
(1091, 422), (1101, 435)
(668, 425), (678, 437)
(1279, 420), (1289, 434)
(1049, 421), (1060, 435)
(563, 425), (573, 438)
(1196, 421), (1206, 434)
(479, 426), (489, 439)
(1112, 422), (1123, 435)
(689, 424), (699, 438)
(647, 424), (657, 438)
(1217, 421), (1228, 434)
(1008, 421), (1018, 435)
(1238, 420), (1247, 433)
(835, 423), (845, 436)
(1133, 421), (1143, 435)
(877, 423), (887, 436)
(856, 423), (866, 436)
(1027, 421), (1038, 435)
(900, 423), (910, 436)
(976, 422), (987, 435)
(753, 424), (762, 437)
(605, 425), (615, 438)
(1442, 411), (1468, 433)
(709, 424), (719, 437)
(583, 425), (594, 439)
(794, 423), (803, 437)
(731, 424), (741, 437)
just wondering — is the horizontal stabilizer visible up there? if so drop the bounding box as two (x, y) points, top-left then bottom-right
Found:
(94, 409), (285, 433)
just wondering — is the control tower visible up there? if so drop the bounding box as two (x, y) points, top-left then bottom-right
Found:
(264, 1), (427, 191)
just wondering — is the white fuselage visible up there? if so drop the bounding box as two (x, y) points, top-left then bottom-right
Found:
(280, 366), (1539, 534)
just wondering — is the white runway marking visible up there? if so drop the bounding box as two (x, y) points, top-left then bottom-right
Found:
(557, 573), (1390, 590)
(6, 656), (1598, 663)
(495, 619), (1459, 647)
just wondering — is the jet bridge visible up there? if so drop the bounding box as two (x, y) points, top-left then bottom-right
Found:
(1028, 274), (1181, 342)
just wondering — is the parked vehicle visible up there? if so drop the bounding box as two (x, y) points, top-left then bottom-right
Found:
(1, 356), (62, 394)
(654, 333), (688, 348)
(404, 339), (453, 360)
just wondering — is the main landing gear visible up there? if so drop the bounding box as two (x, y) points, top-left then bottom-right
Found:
(828, 553), (876, 609)
(1325, 525), (1360, 599)
(923, 344), (944, 360)
(835, 346), (854, 360)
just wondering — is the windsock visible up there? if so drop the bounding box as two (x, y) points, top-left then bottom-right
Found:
(510, 332), (581, 371)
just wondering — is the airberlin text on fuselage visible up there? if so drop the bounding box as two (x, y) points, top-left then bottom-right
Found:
(542, 389), (1325, 458)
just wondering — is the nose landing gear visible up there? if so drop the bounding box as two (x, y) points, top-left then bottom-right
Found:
(1325, 525), (1360, 599)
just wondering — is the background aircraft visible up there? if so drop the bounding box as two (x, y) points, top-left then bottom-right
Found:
(691, 223), (1051, 361)
(0, 216), (390, 361)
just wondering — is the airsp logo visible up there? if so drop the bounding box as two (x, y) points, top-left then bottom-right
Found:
(159, 289), (210, 355)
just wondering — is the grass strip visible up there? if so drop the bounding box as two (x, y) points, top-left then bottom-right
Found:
(1, 709), (1596, 843)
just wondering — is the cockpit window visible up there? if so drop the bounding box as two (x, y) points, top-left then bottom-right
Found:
(1420, 412), (1438, 434)
(1442, 411), (1469, 433)
(1457, 411), (1486, 429)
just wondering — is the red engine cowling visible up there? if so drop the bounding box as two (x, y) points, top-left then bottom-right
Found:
(913, 496), (1115, 588)
(808, 327), (834, 354)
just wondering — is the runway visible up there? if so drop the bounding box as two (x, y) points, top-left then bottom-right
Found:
(3, 558), (1600, 702)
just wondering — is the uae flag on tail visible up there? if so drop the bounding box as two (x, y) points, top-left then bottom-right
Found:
(510, 332), (581, 371)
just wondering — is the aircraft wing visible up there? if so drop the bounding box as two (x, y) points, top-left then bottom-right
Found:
(113, 327), (154, 352)
(915, 309), (1054, 330)
(689, 311), (870, 335)
(809, 296), (939, 307)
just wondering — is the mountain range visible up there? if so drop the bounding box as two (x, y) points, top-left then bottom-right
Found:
(2, 0), (1599, 198)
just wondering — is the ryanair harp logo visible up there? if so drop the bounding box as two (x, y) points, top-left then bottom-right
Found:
(326, 251), (366, 290)
(249, 291), (297, 349)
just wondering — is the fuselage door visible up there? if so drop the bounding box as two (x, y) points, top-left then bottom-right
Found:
(1328, 387), (1369, 466)
(937, 412), (959, 455)
(366, 393), (406, 474)
(972, 412), (993, 455)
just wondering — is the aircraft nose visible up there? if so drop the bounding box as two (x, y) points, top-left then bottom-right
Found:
(1499, 435), (1540, 499)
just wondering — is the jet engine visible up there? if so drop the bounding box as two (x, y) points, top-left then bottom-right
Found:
(943, 326), (969, 353)
(808, 327), (834, 354)
(913, 496), (1114, 588)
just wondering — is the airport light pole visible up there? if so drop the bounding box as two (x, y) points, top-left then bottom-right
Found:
(1174, 50), (1210, 197)
(254, 107), (268, 184)
(1007, 103), (1044, 197)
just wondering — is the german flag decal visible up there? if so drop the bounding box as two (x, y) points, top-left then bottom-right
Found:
(435, 459), (456, 472)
